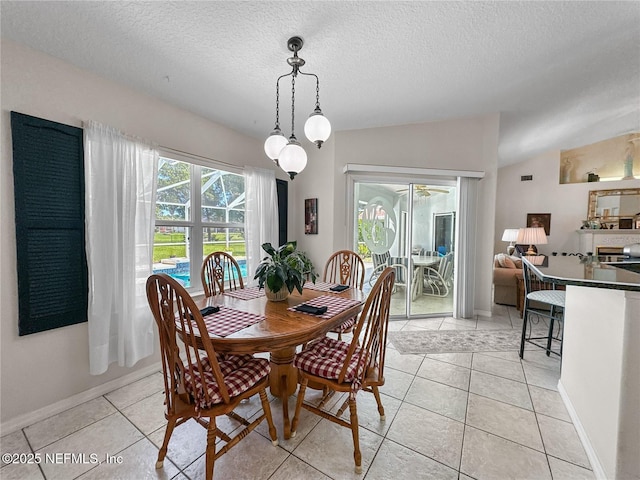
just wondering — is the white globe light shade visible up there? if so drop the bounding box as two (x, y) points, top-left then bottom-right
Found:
(304, 112), (331, 147)
(278, 140), (308, 179)
(264, 132), (288, 161)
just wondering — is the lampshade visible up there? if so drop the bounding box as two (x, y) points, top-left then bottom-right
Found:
(528, 255), (547, 266)
(304, 108), (331, 148)
(501, 229), (519, 243)
(501, 228), (520, 255)
(278, 138), (307, 180)
(516, 227), (547, 255)
(264, 129), (288, 162)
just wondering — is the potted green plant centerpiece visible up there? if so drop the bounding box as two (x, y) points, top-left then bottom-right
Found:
(254, 242), (317, 301)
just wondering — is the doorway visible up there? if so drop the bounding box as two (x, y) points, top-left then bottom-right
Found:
(354, 181), (457, 318)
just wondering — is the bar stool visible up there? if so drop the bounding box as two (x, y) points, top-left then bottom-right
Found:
(519, 260), (566, 359)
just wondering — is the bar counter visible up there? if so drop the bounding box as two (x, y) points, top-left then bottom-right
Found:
(521, 255), (640, 291)
(521, 255), (640, 480)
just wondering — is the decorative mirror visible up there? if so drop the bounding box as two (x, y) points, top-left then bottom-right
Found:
(587, 188), (640, 227)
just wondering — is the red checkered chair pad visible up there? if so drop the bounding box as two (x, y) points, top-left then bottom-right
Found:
(184, 354), (270, 409)
(294, 336), (364, 383)
(333, 316), (357, 334)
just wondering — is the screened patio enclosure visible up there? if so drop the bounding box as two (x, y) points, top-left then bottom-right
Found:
(152, 157), (246, 288)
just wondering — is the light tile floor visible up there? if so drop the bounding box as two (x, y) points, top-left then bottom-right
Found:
(389, 289), (454, 317)
(1, 305), (595, 480)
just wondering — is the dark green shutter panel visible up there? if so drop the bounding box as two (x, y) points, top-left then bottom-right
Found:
(11, 111), (88, 335)
(276, 179), (288, 245)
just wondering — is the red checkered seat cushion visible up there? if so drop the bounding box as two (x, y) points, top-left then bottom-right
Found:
(332, 315), (356, 333)
(294, 336), (363, 382)
(184, 354), (270, 409)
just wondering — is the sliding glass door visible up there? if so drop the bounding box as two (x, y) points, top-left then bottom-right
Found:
(354, 181), (456, 318)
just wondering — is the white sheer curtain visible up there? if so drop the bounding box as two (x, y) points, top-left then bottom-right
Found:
(244, 166), (278, 286)
(84, 121), (159, 375)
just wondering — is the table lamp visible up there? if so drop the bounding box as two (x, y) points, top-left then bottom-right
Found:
(501, 228), (520, 255)
(516, 227), (547, 255)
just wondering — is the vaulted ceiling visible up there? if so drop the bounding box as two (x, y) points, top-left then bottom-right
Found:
(2, 1), (639, 166)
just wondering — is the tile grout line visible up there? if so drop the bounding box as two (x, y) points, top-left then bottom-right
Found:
(101, 395), (185, 479)
(457, 352), (474, 477)
(522, 354), (557, 480)
(375, 354), (462, 478)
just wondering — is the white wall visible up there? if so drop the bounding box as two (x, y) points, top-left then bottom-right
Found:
(560, 287), (640, 479)
(289, 136), (336, 274)
(495, 150), (640, 256)
(413, 191), (457, 252)
(0, 40), (279, 424)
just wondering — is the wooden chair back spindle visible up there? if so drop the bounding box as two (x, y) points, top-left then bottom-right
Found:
(201, 251), (244, 297)
(323, 249), (365, 289)
(322, 250), (366, 339)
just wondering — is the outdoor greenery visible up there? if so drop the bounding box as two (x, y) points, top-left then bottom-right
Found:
(357, 242), (371, 261)
(156, 160), (190, 220)
(155, 159), (245, 222)
(153, 232), (245, 262)
(357, 218), (372, 261)
(153, 243), (246, 263)
(254, 242), (317, 295)
(153, 157), (248, 266)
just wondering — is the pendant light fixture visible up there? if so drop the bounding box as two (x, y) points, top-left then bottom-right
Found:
(264, 36), (331, 180)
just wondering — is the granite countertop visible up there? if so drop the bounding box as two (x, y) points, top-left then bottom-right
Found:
(522, 255), (640, 292)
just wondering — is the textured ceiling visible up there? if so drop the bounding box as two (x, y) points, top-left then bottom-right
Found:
(2, 1), (639, 166)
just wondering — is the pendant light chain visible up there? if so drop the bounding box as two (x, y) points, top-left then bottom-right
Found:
(299, 71), (321, 110)
(290, 75), (296, 137)
(274, 73), (289, 130)
(275, 78), (280, 129)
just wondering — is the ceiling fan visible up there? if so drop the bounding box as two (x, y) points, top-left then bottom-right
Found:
(398, 185), (450, 197)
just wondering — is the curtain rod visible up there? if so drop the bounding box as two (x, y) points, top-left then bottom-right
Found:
(343, 163), (485, 178)
(158, 145), (240, 170)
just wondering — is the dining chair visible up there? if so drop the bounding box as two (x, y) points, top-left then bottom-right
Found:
(519, 261), (566, 359)
(369, 251), (410, 294)
(146, 273), (278, 480)
(422, 252), (454, 297)
(324, 249), (366, 340)
(201, 251), (244, 297)
(291, 266), (395, 474)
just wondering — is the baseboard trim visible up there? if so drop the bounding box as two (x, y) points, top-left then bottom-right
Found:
(557, 380), (607, 480)
(1, 363), (161, 435)
(474, 309), (492, 318)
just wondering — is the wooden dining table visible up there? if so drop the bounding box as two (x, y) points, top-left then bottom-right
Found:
(195, 284), (365, 439)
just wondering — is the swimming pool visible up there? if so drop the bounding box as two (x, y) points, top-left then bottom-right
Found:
(159, 261), (248, 288)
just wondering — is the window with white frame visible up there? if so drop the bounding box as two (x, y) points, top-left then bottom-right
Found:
(152, 156), (246, 290)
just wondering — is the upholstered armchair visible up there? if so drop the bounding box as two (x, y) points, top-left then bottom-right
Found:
(492, 253), (522, 306)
